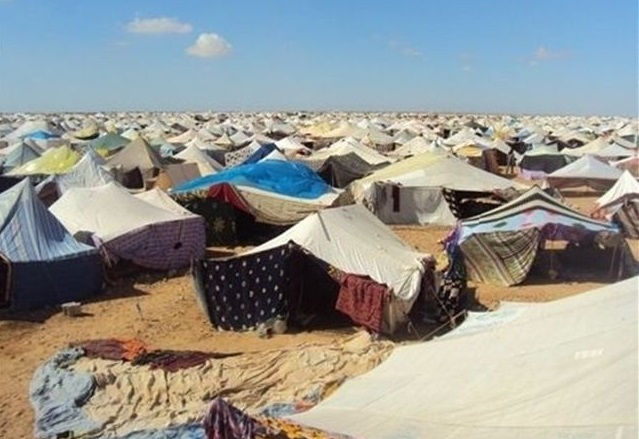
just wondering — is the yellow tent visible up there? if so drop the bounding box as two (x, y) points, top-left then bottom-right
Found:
(8, 145), (80, 176)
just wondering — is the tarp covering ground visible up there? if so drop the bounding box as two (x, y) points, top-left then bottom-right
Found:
(292, 277), (639, 439)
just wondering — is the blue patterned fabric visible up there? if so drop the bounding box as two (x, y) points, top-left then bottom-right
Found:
(193, 245), (293, 330)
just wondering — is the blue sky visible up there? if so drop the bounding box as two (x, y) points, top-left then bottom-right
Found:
(0, 0), (637, 115)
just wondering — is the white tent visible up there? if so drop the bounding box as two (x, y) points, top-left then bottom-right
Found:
(50, 182), (196, 241)
(546, 155), (623, 190)
(246, 205), (432, 332)
(564, 137), (610, 157)
(174, 144), (222, 176)
(595, 170), (639, 210)
(293, 277), (639, 439)
(308, 137), (391, 165)
(135, 188), (196, 216)
(350, 153), (525, 226)
(54, 150), (114, 194)
(389, 136), (437, 158)
(50, 183), (205, 269)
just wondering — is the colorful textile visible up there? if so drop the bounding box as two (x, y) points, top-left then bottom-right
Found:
(461, 229), (540, 286)
(173, 191), (239, 246)
(435, 243), (467, 321)
(208, 183), (253, 214)
(133, 350), (239, 373)
(335, 273), (388, 333)
(614, 201), (639, 238)
(203, 397), (266, 439)
(202, 398), (360, 439)
(73, 339), (148, 362)
(260, 418), (359, 439)
(193, 245), (293, 331)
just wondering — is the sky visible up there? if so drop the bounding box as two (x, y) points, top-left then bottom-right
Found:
(0, 0), (637, 116)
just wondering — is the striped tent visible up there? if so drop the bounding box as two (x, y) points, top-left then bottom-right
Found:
(0, 179), (102, 310)
(457, 186), (619, 286)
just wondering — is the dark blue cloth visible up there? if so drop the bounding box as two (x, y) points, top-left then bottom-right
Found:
(241, 143), (278, 165)
(193, 245), (293, 331)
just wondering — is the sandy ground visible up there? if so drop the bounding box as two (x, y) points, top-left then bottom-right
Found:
(0, 189), (636, 438)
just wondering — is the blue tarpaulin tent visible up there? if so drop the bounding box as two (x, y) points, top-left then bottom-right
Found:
(172, 159), (333, 199)
(0, 179), (103, 310)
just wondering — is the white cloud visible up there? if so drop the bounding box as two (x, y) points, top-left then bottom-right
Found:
(126, 17), (192, 35)
(399, 47), (424, 58)
(386, 40), (424, 59)
(186, 33), (231, 58)
(529, 46), (571, 65)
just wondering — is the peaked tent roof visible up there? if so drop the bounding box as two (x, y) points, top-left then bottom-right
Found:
(135, 188), (199, 217)
(564, 137), (609, 157)
(0, 179), (97, 262)
(0, 141), (41, 170)
(246, 204), (431, 326)
(293, 277), (639, 439)
(55, 150), (115, 194)
(546, 155), (623, 189)
(595, 170), (639, 210)
(7, 145), (79, 176)
(458, 185), (617, 241)
(50, 182), (196, 241)
(88, 132), (130, 151)
(351, 152), (525, 201)
(594, 141), (638, 158)
(309, 137), (391, 165)
(174, 143), (222, 176)
(106, 137), (163, 172)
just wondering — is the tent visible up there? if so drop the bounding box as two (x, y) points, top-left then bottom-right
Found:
(173, 143), (222, 176)
(317, 153), (385, 188)
(106, 137), (163, 183)
(0, 141), (41, 172)
(7, 145), (80, 176)
(53, 150), (114, 194)
(50, 183), (205, 270)
(0, 179), (102, 310)
(545, 155), (623, 191)
(292, 277), (638, 439)
(456, 186), (620, 286)
(88, 133), (131, 153)
(193, 205), (434, 334)
(349, 153), (525, 226)
(594, 171), (639, 238)
(172, 160), (335, 200)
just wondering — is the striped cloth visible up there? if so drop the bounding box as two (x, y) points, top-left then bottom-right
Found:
(614, 201), (639, 238)
(460, 228), (540, 286)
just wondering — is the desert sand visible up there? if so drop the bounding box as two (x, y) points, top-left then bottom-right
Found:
(0, 192), (636, 438)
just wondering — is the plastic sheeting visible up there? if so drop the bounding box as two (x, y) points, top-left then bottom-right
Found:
(172, 159), (334, 200)
(293, 277), (639, 439)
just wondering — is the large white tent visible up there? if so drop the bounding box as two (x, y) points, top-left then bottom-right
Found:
(293, 277), (639, 439)
(246, 204), (432, 332)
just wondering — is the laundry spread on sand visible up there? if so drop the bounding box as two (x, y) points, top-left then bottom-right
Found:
(30, 332), (392, 439)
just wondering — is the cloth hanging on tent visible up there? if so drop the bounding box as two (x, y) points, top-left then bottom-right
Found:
(335, 273), (389, 333)
(435, 242), (467, 322)
(193, 245), (293, 331)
